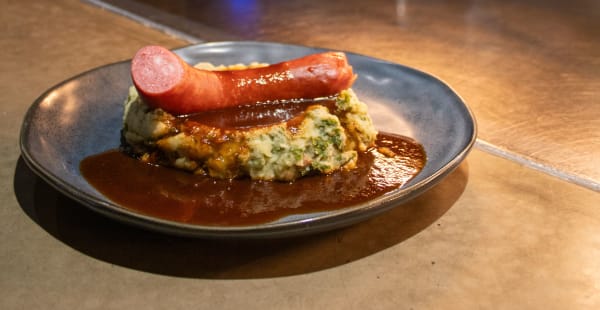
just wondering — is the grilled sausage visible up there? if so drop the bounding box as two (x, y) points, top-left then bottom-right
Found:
(131, 45), (356, 115)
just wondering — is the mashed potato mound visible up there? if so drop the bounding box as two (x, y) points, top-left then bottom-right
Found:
(121, 64), (377, 182)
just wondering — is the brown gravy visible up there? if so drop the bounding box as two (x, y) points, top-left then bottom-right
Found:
(182, 98), (337, 129)
(80, 133), (426, 226)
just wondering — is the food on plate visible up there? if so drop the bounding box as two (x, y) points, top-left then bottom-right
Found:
(122, 46), (378, 181)
(78, 45), (428, 226)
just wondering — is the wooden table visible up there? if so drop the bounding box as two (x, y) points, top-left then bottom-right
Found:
(2, 0), (599, 308)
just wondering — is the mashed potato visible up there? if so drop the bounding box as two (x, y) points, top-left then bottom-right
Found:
(121, 64), (377, 181)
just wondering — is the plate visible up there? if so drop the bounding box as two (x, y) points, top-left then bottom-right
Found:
(19, 41), (476, 238)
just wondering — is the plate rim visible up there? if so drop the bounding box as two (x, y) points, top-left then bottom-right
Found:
(19, 41), (477, 238)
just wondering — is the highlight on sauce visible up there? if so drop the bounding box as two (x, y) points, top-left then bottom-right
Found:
(80, 132), (425, 226)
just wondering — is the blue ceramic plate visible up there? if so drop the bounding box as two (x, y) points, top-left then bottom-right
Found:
(19, 41), (476, 238)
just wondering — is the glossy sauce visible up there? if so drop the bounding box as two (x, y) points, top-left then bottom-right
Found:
(82, 96), (426, 226)
(181, 97), (336, 129)
(80, 133), (425, 226)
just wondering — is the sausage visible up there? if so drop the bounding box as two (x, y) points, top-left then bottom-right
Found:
(131, 45), (356, 115)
